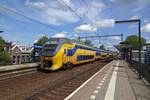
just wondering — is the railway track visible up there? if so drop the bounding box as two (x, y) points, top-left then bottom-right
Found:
(0, 60), (109, 100)
(25, 61), (108, 100)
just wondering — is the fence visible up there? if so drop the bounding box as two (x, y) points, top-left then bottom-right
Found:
(129, 60), (150, 84)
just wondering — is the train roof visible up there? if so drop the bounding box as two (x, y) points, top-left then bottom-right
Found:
(48, 37), (114, 53)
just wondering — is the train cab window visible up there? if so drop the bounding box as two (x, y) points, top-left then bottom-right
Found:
(76, 45), (78, 48)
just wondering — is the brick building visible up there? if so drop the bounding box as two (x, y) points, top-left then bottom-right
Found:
(11, 45), (33, 64)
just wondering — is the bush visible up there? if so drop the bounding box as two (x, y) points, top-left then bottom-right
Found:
(0, 51), (12, 66)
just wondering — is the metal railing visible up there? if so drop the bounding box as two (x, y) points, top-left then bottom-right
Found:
(129, 60), (150, 84)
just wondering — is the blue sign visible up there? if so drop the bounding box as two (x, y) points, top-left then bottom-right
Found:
(35, 52), (40, 56)
(34, 45), (43, 49)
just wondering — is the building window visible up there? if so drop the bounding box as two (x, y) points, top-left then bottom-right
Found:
(16, 48), (19, 53)
(22, 48), (25, 51)
(26, 48), (29, 51)
(26, 56), (29, 62)
(22, 56), (25, 63)
(17, 56), (20, 64)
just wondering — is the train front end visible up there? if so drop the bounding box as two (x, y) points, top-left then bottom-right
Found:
(40, 38), (63, 71)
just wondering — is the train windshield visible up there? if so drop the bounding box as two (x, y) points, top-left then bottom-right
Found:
(41, 38), (60, 57)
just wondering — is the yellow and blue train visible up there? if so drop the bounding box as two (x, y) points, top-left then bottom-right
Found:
(40, 38), (118, 71)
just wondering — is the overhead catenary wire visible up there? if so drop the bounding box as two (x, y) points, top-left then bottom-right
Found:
(82, 0), (93, 15)
(0, 6), (59, 32)
(59, 0), (88, 24)
(78, 0), (95, 24)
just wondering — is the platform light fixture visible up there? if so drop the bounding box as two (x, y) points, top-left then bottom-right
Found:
(0, 30), (3, 33)
(115, 19), (142, 79)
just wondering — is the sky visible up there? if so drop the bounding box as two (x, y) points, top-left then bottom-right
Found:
(0, 0), (150, 51)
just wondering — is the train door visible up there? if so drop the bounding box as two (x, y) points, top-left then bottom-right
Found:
(63, 48), (67, 64)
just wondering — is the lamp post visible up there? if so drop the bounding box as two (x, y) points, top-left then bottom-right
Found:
(0, 30), (3, 33)
(115, 19), (142, 79)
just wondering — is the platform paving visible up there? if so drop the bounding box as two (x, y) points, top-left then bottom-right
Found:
(64, 60), (150, 100)
(0, 63), (40, 72)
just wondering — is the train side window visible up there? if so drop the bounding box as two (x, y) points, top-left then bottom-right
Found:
(69, 50), (72, 56)
(71, 50), (72, 55)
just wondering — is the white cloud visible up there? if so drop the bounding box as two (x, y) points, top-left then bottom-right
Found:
(74, 33), (78, 37)
(130, 15), (139, 19)
(24, 0), (106, 27)
(141, 23), (150, 32)
(34, 40), (37, 43)
(25, 0), (45, 8)
(52, 31), (67, 38)
(45, 8), (78, 23)
(110, 36), (120, 40)
(75, 24), (97, 32)
(92, 1), (105, 8)
(25, 0), (79, 26)
(95, 19), (115, 28)
(59, 0), (72, 6)
(82, 1), (105, 24)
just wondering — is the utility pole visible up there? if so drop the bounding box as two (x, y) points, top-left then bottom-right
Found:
(138, 20), (142, 78)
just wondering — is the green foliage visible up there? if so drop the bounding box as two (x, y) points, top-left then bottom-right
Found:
(0, 36), (5, 51)
(34, 36), (48, 46)
(84, 40), (93, 47)
(99, 44), (105, 50)
(0, 51), (12, 66)
(0, 36), (12, 66)
(124, 35), (146, 50)
(30, 50), (34, 58)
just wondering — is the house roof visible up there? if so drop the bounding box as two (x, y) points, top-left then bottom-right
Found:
(12, 44), (33, 53)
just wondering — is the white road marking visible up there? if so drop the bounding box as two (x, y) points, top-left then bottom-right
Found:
(104, 61), (119, 100)
(101, 80), (104, 83)
(99, 83), (103, 86)
(64, 61), (115, 100)
(97, 86), (101, 89)
(94, 90), (99, 94)
(90, 95), (96, 99)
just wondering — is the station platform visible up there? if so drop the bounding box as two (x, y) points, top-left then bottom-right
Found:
(64, 60), (150, 100)
(0, 63), (40, 72)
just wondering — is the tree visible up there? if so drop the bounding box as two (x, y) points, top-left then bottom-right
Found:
(0, 36), (5, 51)
(0, 51), (12, 66)
(124, 35), (146, 50)
(0, 36), (12, 66)
(84, 40), (93, 47)
(99, 44), (105, 50)
(34, 36), (48, 46)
